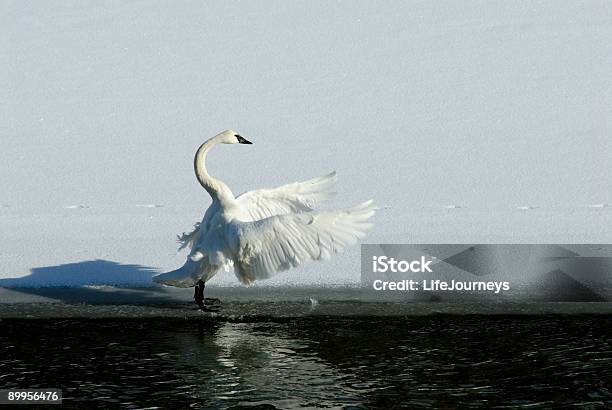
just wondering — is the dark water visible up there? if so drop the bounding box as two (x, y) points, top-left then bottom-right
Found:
(1, 316), (611, 409)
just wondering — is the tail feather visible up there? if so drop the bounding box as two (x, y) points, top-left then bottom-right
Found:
(153, 255), (219, 288)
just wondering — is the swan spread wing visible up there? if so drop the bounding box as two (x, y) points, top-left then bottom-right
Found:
(154, 132), (375, 289)
(227, 200), (376, 285)
(236, 171), (337, 220)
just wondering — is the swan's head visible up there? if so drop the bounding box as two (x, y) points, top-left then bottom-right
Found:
(215, 130), (252, 145)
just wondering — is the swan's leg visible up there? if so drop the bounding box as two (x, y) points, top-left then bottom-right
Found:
(194, 280), (205, 309)
(194, 280), (220, 311)
(193, 279), (204, 309)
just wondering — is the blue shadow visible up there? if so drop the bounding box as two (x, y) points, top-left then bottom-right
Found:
(0, 259), (159, 288)
(0, 260), (181, 304)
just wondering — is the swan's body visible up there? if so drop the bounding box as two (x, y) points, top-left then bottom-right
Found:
(153, 130), (375, 291)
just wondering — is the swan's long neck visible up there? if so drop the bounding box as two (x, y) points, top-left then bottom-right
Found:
(194, 138), (235, 205)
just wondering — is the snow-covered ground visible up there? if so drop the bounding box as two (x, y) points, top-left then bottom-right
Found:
(2, 1), (611, 288)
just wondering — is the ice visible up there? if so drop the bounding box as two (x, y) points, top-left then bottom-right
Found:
(1, 1), (611, 290)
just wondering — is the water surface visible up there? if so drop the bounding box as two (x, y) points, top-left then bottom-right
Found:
(1, 316), (611, 408)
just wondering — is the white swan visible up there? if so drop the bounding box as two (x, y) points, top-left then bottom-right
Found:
(153, 130), (375, 309)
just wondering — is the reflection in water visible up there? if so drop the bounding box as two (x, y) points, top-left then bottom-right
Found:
(171, 322), (365, 408)
(1, 317), (611, 408)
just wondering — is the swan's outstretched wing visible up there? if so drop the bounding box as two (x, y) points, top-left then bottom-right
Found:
(236, 172), (337, 221)
(227, 200), (375, 285)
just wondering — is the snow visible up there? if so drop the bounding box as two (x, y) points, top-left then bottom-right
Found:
(1, 1), (611, 288)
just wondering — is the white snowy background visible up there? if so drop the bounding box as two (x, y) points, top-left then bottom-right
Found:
(1, 0), (611, 287)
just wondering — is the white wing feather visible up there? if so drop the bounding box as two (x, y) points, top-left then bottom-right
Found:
(227, 200), (376, 285)
(176, 200), (221, 250)
(177, 222), (201, 250)
(156, 171), (375, 288)
(156, 203), (223, 287)
(236, 171), (337, 220)
(177, 172), (337, 251)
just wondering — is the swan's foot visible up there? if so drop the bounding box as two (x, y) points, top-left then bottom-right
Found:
(194, 280), (221, 311)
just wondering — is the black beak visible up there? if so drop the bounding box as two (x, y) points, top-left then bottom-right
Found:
(236, 135), (253, 144)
